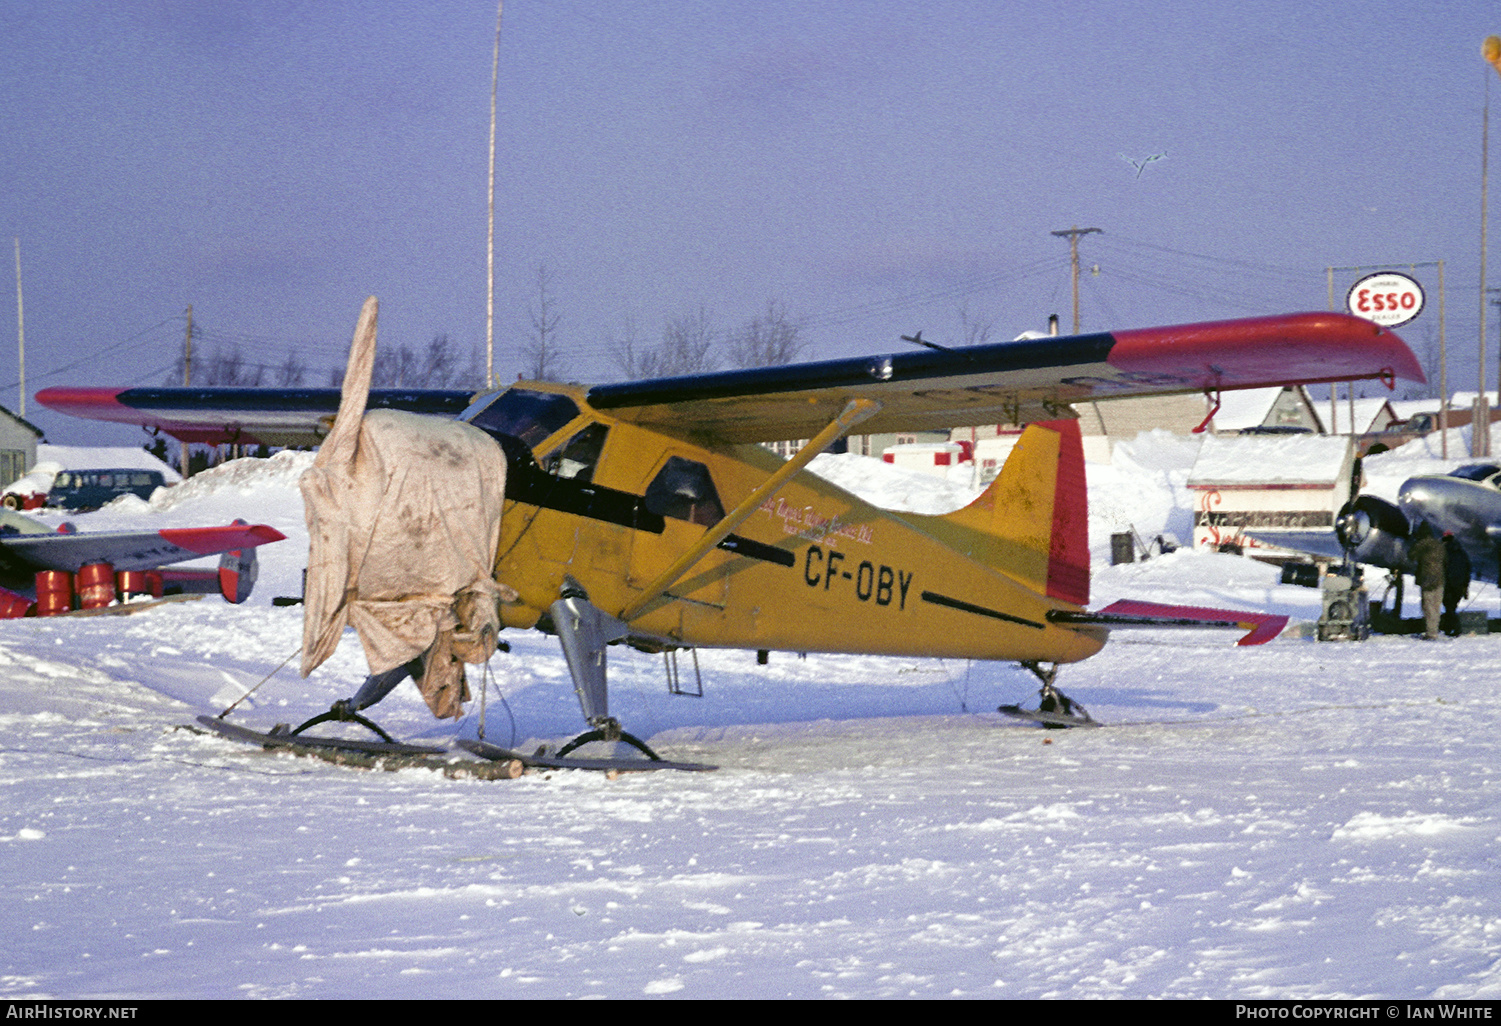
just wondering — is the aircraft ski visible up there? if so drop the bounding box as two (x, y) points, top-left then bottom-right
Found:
(195, 713), (447, 757)
(192, 715), (539, 779)
(998, 701), (1102, 729)
(458, 738), (718, 773)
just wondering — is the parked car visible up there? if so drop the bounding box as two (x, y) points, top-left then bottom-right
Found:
(0, 461), (62, 510)
(45, 468), (168, 511)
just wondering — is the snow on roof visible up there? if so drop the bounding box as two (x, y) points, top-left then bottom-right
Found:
(1323, 397), (1394, 434)
(1209, 387), (1283, 431)
(1187, 433), (1352, 486)
(1388, 398), (1440, 420)
(38, 444), (181, 483)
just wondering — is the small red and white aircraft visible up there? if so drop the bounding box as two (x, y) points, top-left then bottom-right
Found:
(0, 509), (285, 616)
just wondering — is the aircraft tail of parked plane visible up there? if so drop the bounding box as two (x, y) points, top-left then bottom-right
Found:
(920, 419), (1090, 607)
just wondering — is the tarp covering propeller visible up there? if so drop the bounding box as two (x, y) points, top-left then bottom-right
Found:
(299, 297), (514, 718)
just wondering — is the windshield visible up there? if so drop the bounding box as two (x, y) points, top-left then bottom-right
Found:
(1450, 464), (1501, 481)
(460, 389), (580, 448)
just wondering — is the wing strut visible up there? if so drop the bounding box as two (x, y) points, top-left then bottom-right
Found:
(1192, 389), (1222, 434)
(617, 397), (882, 622)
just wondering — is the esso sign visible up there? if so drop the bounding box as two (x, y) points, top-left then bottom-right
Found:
(1347, 272), (1424, 327)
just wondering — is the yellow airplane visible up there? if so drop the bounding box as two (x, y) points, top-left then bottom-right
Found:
(41, 300), (1423, 759)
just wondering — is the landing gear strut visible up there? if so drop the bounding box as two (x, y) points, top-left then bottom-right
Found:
(998, 661), (1099, 728)
(547, 578), (664, 762)
(287, 657), (427, 743)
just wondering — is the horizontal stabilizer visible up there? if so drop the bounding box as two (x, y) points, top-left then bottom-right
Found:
(1049, 598), (1287, 646)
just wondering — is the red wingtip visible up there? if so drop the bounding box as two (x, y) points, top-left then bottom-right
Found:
(1110, 313), (1425, 390)
(157, 524), (286, 556)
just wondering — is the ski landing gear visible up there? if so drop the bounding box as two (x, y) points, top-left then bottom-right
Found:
(549, 581), (660, 761)
(463, 578), (716, 772)
(542, 577), (678, 765)
(999, 661), (1100, 729)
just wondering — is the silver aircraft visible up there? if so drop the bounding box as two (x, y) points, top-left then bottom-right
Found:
(1263, 463), (1501, 584)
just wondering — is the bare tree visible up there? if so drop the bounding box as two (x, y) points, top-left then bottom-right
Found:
(522, 263), (566, 380)
(275, 350), (307, 386)
(422, 333), (460, 387)
(326, 332), (483, 389)
(607, 314), (648, 380)
(957, 301), (994, 347)
(729, 299), (806, 368)
(610, 307), (719, 380)
(656, 306), (718, 376)
(371, 343), (419, 387)
(168, 345), (264, 386)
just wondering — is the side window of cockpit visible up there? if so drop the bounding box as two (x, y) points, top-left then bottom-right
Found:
(463, 389), (580, 448)
(545, 424), (608, 482)
(644, 456), (725, 527)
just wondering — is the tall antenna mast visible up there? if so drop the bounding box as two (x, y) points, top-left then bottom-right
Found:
(486, 1), (503, 389)
(13, 238), (23, 419)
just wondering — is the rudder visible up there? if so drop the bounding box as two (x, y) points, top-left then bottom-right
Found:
(940, 420), (1089, 606)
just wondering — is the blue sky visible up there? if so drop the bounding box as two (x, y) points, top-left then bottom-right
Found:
(2, 0), (1498, 443)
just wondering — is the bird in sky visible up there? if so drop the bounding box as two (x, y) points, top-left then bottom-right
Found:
(1120, 151), (1168, 178)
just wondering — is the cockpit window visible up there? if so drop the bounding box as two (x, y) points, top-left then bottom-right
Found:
(1450, 464), (1501, 482)
(545, 424), (608, 482)
(644, 456), (725, 527)
(461, 389), (580, 447)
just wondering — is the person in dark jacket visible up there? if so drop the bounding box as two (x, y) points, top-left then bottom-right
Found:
(1441, 532), (1472, 636)
(1410, 522), (1445, 639)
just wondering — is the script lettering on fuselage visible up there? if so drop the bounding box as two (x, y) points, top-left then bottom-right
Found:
(759, 497), (875, 547)
(802, 544), (913, 609)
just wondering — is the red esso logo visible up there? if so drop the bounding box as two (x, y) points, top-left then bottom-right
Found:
(1346, 272), (1425, 327)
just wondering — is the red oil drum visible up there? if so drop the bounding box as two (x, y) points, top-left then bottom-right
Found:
(0, 588), (32, 618)
(116, 569), (148, 601)
(35, 570), (73, 616)
(76, 562), (116, 609)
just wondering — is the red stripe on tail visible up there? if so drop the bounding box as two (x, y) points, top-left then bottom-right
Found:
(1038, 420), (1089, 607)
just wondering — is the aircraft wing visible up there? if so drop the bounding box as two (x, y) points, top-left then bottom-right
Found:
(37, 313), (1422, 447)
(1242, 529), (1353, 564)
(587, 313), (1422, 442)
(33, 386), (475, 448)
(0, 523), (286, 573)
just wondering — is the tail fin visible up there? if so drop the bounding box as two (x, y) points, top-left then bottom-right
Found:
(939, 420), (1089, 606)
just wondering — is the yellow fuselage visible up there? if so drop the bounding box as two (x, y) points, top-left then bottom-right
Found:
(484, 383), (1104, 666)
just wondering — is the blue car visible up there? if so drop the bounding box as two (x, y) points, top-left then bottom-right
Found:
(46, 469), (168, 511)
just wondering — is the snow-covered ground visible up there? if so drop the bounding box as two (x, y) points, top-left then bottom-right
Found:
(1, 434), (1498, 999)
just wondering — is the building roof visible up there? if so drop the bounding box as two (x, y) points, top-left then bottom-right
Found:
(0, 403), (44, 440)
(1320, 397), (1396, 435)
(1187, 433), (1353, 486)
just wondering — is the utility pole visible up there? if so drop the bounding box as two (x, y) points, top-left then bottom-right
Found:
(1479, 37), (1501, 454)
(13, 239), (22, 420)
(181, 305), (193, 478)
(1481, 71), (1492, 456)
(1051, 225), (1101, 334)
(486, 1), (503, 390)
(182, 305), (193, 387)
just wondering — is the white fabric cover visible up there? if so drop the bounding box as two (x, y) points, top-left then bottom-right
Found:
(299, 298), (514, 719)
